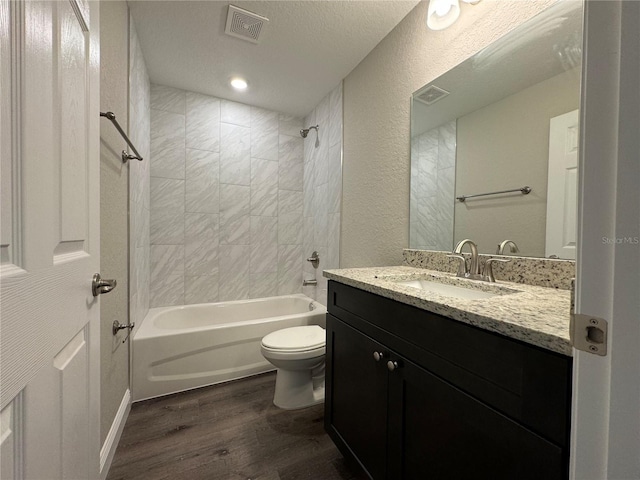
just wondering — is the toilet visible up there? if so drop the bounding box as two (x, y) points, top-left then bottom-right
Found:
(260, 325), (326, 410)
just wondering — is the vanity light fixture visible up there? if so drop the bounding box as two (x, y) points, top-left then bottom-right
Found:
(427, 0), (460, 30)
(427, 0), (481, 31)
(230, 77), (248, 91)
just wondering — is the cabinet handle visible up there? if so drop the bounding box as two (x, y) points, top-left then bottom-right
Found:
(373, 351), (386, 362)
(387, 360), (401, 372)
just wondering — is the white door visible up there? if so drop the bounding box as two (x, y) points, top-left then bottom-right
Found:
(0, 0), (101, 478)
(546, 109), (578, 260)
(571, 1), (640, 479)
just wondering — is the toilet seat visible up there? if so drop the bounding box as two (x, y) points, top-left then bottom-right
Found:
(261, 325), (325, 353)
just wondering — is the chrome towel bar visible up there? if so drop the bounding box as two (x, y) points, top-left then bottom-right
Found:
(100, 111), (143, 163)
(456, 186), (531, 202)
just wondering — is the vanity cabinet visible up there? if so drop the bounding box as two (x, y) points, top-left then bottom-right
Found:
(325, 281), (572, 480)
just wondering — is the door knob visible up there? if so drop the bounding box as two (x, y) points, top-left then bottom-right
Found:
(387, 360), (401, 372)
(92, 273), (117, 297)
(373, 351), (387, 362)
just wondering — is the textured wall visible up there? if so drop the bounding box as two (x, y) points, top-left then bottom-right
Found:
(341, 0), (556, 268)
(149, 86), (306, 306)
(129, 17), (150, 340)
(99, 0), (130, 446)
(302, 83), (343, 305)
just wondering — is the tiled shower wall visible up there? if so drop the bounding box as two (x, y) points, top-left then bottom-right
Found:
(303, 83), (343, 304)
(149, 85), (307, 307)
(409, 120), (456, 251)
(129, 18), (150, 331)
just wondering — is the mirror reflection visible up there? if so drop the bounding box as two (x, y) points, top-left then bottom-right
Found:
(410, 1), (583, 259)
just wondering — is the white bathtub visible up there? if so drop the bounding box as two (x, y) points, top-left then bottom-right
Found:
(132, 294), (327, 402)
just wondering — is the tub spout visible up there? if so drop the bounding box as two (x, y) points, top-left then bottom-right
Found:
(303, 279), (317, 286)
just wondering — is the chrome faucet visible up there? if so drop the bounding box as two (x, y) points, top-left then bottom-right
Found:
(497, 239), (520, 255)
(447, 240), (512, 282)
(448, 239), (481, 279)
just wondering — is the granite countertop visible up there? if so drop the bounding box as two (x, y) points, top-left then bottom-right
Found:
(323, 265), (572, 356)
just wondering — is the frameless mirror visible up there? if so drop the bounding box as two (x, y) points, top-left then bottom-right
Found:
(409, 1), (583, 259)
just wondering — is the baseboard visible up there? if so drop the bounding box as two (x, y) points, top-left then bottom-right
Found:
(100, 389), (131, 480)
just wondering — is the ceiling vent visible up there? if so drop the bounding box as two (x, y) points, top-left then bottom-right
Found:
(225, 5), (269, 44)
(414, 85), (450, 106)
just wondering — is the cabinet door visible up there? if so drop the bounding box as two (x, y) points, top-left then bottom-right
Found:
(387, 358), (567, 480)
(326, 315), (388, 479)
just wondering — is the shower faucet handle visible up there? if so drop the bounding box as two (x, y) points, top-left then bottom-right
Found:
(306, 251), (320, 269)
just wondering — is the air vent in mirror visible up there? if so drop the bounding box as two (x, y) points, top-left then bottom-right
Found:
(414, 85), (450, 106)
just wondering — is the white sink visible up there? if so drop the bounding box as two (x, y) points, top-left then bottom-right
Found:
(396, 279), (501, 300)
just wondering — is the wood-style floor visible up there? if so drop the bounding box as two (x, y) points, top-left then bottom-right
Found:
(107, 372), (367, 480)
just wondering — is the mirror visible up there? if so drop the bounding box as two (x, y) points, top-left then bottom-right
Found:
(410, 1), (583, 259)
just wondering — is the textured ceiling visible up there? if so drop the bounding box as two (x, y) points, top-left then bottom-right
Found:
(129, 0), (420, 117)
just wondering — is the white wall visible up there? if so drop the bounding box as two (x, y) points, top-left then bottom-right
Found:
(148, 86), (306, 305)
(99, 0), (130, 446)
(342, 0), (556, 267)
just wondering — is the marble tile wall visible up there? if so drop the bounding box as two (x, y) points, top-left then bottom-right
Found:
(302, 83), (343, 305)
(129, 18), (150, 333)
(410, 120), (456, 252)
(149, 85), (306, 307)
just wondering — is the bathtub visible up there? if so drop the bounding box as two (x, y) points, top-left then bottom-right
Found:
(132, 294), (327, 402)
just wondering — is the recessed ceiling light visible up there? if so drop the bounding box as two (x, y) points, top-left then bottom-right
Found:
(230, 77), (248, 91)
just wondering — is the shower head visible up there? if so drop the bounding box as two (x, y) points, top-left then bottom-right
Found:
(300, 125), (320, 146)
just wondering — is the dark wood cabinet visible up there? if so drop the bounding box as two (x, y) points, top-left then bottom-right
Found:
(325, 281), (572, 480)
(327, 315), (388, 479)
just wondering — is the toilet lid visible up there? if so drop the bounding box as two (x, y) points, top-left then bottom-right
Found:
(261, 325), (325, 351)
